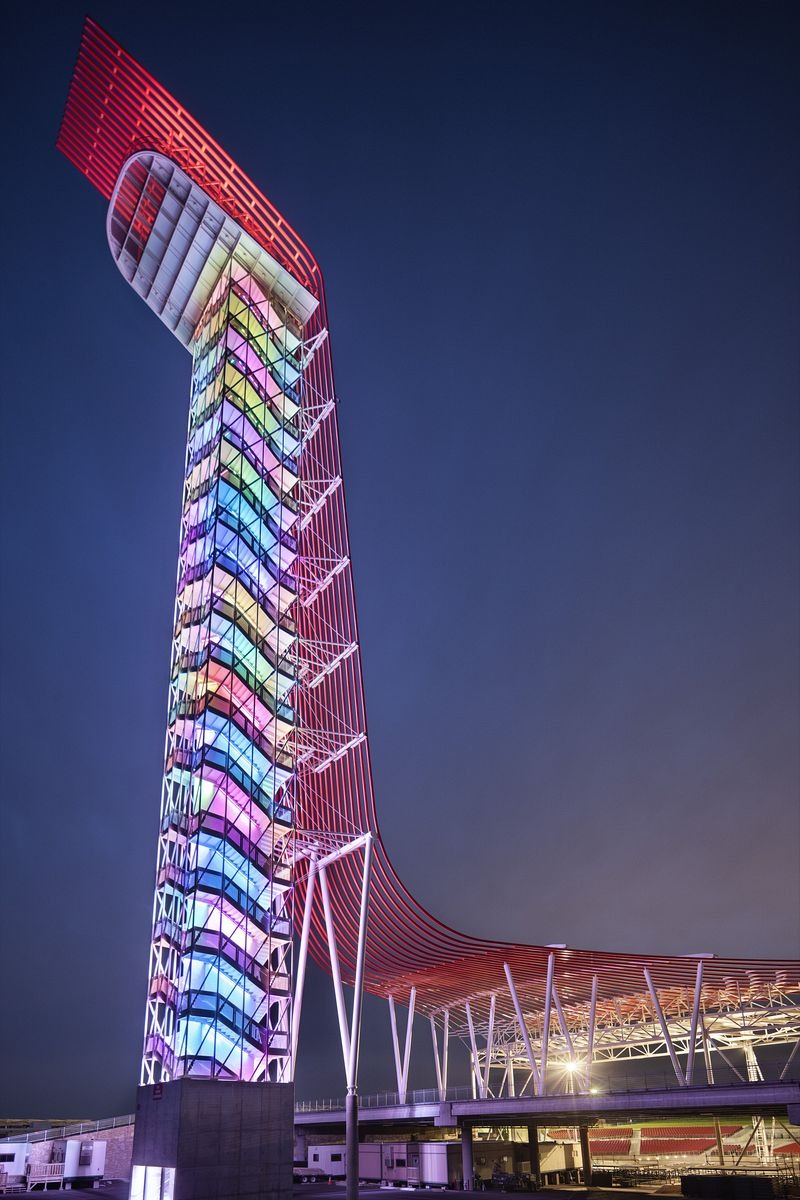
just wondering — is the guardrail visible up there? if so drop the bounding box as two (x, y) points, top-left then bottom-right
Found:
(0, 1114), (134, 1146)
(294, 1069), (799, 1113)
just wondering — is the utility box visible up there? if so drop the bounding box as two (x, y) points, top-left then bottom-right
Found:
(358, 1144), (382, 1181)
(417, 1142), (461, 1187)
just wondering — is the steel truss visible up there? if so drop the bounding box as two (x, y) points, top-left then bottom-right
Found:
(406, 957), (800, 1100)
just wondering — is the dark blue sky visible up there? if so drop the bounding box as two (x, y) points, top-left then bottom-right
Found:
(1, 0), (798, 1117)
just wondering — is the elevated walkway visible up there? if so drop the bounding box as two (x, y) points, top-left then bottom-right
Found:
(294, 1079), (800, 1129)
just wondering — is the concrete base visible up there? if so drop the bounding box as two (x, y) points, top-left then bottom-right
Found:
(131, 1078), (293, 1200)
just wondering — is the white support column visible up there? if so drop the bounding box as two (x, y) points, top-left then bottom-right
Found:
(539, 953), (555, 1095)
(429, 1012), (441, 1099)
(306, 833), (374, 1200)
(311, 832), (375, 1084)
(405, 991), (418, 1092)
(465, 1002), (484, 1099)
(499, 1064), (509, 1097)
(318, 864), (351, 1073)
(291, 854), (317, 1070)
(389, 987), (416, 1104)
(584, 975), (598, 1092)
(429, 1008), (450, 1102)
(685, 960), (704, 1086)
(506, 1049), (516, 1097)
(504, 962), (541, 1096)
(389, 996), (403, 1096)
(551, 984), (576, 1061)
(430, 1015), (445, 1101)
(643, 967), (685, 1085)
(700, 1011), (715, 1084)
(441, 1008), (449, 1099)
(344, 834), (373, 1200)
(482, 994), (496, 1099)
(346, 832), (373, 1091)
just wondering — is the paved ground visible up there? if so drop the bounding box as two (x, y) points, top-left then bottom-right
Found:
(294, 1186), (679, 1199)
(21, 1183), (679, 1200)
(294, 1185), (680, 1198)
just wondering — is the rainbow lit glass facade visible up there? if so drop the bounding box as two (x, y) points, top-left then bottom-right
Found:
(142, 262), (307, 1083)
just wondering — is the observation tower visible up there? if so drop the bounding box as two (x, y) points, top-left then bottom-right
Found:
(58, 19), (799, 1200)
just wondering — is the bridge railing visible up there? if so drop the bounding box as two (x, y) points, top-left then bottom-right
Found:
(0, 1114), (135, 1145)
(295, 1066), (799, 1112)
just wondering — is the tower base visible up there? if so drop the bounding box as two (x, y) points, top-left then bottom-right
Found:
(130, 1078), (293, 1200)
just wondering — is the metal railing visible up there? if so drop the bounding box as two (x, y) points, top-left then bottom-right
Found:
(0, 1114), (134, 1146)
(295, 1068), (799, 1113)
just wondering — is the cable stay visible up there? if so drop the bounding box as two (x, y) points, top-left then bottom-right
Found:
(296, 327), (328, 369)
(297, 473), (342, 531)
(292, 724), (366, 775)
(296, 540), (350, 607)
(296, 636), (358, 689)
(296, 391), (335, 447)
(291, 688), (366, 773)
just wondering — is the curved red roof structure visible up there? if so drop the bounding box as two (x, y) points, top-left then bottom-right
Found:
(58, 19), (798, 1092)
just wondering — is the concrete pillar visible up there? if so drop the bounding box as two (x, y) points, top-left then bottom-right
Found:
(527, 1123), (541, 1185)
(579, 1125), (592, 1186)
(461, 1124), (474, 1191)
(346, 1090), (359, 1200)
(130, 1079), (293, 1200)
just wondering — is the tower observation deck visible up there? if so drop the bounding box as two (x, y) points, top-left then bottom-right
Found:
(58, 21), (798, 1190)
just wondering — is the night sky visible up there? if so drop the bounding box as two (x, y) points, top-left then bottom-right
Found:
(1, 1), (798, 1119)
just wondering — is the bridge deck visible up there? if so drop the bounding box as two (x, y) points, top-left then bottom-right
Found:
(294, 1080), (800, 1128)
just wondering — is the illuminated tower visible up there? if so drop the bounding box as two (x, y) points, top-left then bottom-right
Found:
(120, 169), (306, 1089)
(58, 23), (337, 1199)
(58, 18), (800, 1200)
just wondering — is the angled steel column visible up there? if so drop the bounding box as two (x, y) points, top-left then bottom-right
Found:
(430, 1008), (449, 1102)
(504, 962), (541, 1096)
(644, 967), (685, 1085)
(346, 834), (374, 1200)
(685, 960), (704, 1086)
(539, 953), (555, 1094)
(390, 988), (416, 1103)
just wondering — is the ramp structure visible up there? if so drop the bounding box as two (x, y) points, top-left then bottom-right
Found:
(58, 19), (799, 1198)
